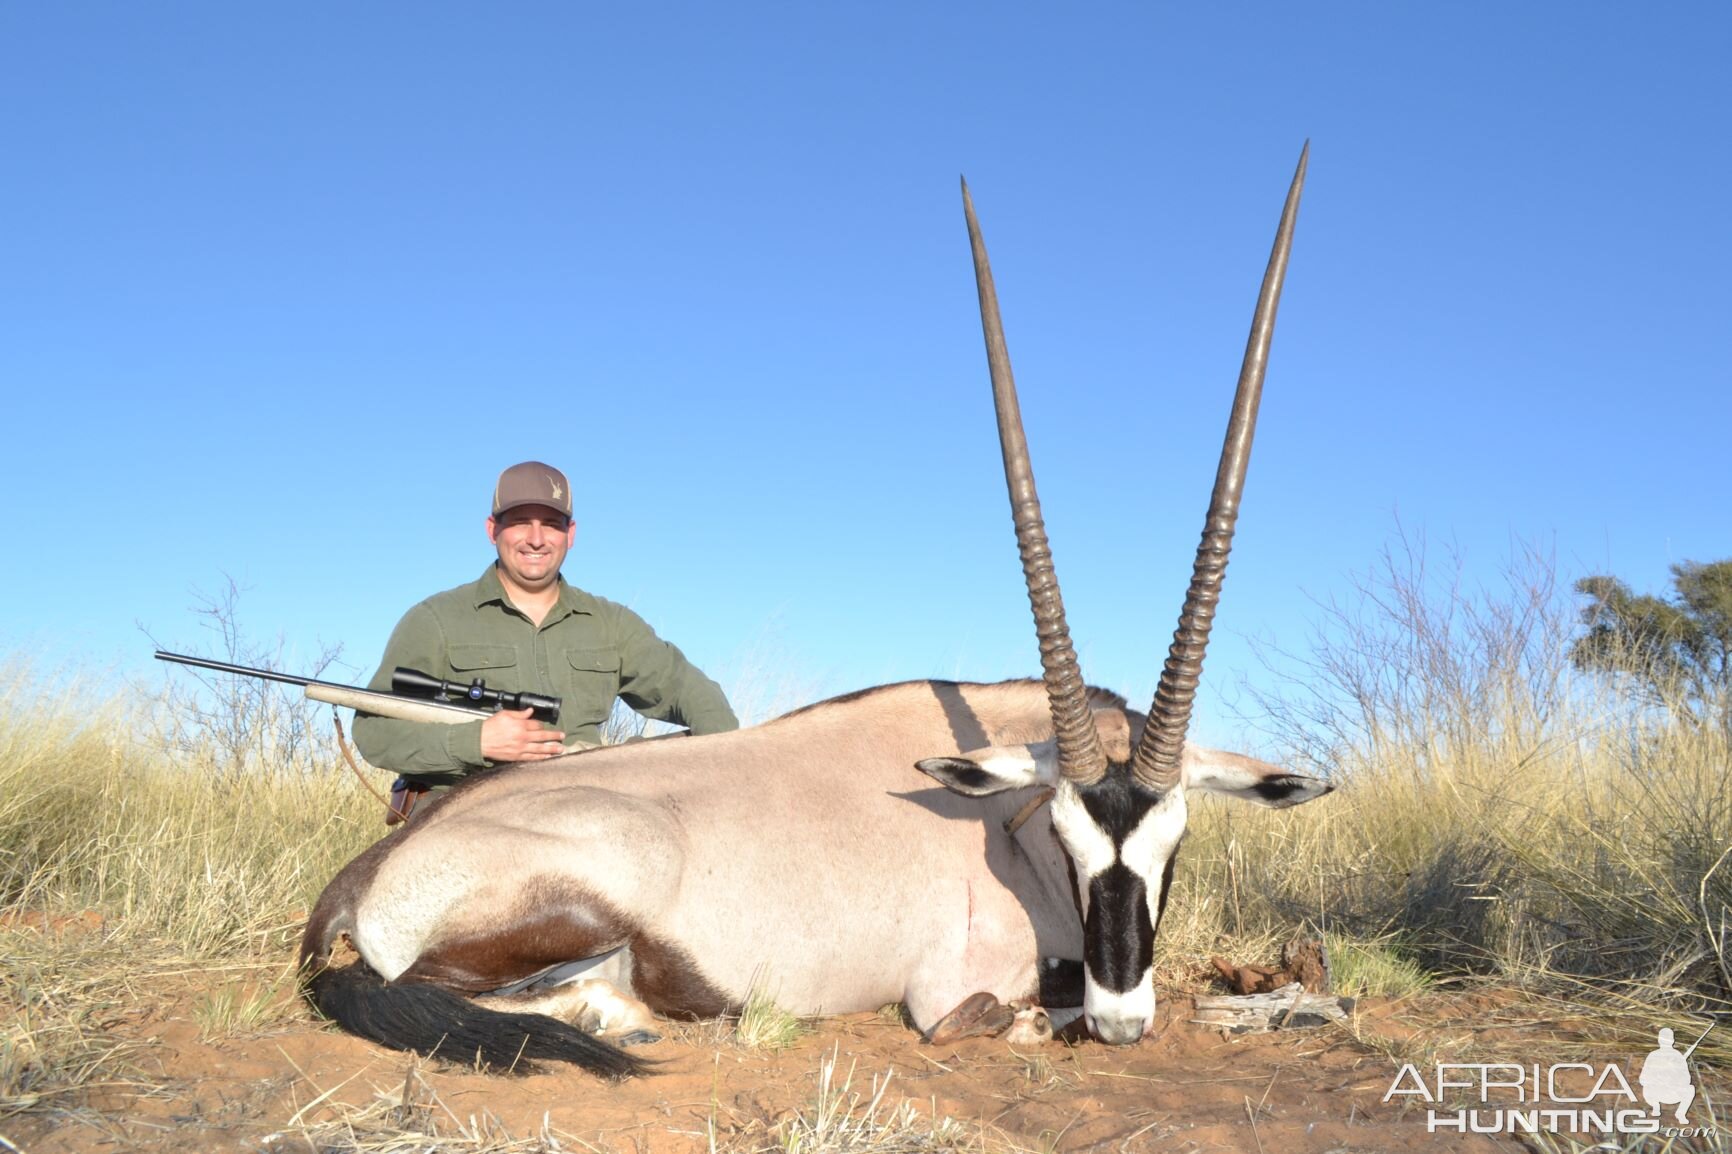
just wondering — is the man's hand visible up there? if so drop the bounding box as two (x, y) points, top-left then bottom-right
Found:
(481, 708), (567, 762)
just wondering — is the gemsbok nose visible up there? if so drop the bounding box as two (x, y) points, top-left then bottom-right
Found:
(1089, 1012), (1150, 1046)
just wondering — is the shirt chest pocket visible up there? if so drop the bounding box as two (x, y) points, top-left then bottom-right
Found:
(449, 645), (519, 675)
(565, 648), (622, 707)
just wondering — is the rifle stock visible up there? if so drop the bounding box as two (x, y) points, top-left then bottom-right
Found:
(303, 683), (492, 725)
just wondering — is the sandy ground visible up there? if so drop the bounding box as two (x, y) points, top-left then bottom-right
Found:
(7, 917), (1724, 1153)
(7, 967), (1636, 1154)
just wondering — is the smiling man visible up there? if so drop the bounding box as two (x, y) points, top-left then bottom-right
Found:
(352, 461), (738, 797)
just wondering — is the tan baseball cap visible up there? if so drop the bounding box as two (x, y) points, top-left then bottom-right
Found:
(492, 461), (573, 519)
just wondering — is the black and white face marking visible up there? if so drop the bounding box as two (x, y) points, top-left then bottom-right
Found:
(1049, 770), (1187, 1045)
(917, 735), (1330, 1045)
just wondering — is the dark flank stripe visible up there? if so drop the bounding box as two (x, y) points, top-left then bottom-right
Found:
(395, 876), (636, 992)
(630, 932), (736, 1018)
(395, 878), (734, 1016)
(309, 873), (731, 1075)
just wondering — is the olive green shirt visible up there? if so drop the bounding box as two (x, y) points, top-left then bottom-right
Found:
(352, 565), (738, 784)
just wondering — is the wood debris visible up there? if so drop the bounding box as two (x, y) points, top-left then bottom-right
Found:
(1197, 938), (1352, 1032)
(1192, 981), (1355, 1033)
(1211, 937), (1331, 995)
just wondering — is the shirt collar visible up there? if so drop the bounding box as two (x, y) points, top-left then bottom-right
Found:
(472, 564), (598, 620)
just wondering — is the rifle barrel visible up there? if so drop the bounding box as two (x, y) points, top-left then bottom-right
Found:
(153, 650), (495, 724)
(154, 651), (347, 693)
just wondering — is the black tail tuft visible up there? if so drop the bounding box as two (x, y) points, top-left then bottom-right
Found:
(306, 963), (647, 1078)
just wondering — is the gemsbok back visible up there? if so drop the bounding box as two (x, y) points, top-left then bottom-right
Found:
(300, 145), (1332, 1075)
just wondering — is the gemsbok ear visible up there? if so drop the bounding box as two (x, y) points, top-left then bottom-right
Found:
(916, 742), (1057, 796)
(1181, 746), (1333, 809)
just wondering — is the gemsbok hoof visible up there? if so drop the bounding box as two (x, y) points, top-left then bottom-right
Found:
(1003, 1006), (1053, 1046)
(927, 991), (1016, 1044)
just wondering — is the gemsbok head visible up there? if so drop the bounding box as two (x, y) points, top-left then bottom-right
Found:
(918, 144), (1329, 1044)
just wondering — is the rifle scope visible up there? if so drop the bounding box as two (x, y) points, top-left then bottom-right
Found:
(391, 668), (561, 725)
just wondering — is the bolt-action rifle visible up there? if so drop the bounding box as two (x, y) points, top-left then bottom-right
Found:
(154, 650), (566, 826)
(152, 650), (561, 725)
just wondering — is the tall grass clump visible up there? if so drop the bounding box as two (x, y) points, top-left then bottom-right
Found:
(734, 979), (811, 1051)
(1160, 533), (1732, 1021)
(0, 659), (379, 954)
(0, 651), (385, 1115)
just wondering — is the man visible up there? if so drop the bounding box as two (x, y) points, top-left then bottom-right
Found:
(353, 461), (739, 792)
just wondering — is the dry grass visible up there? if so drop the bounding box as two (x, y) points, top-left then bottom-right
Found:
(760, 1047), (982, 1154)
(1155, 539), (1732, 1064)
(1323, 932), (1434, 998)
(192, 959), (302, 1042)
(659, 982), (814, 1054)
(261, 1059), (584, 1153)
(734, 980), (813, 1053)
(0, 663), (378, 948)
(249, 1050), (996, 1154)
(0, 924), (150, 1117)
(699, 1046), (986, 1154)
(0, 659), (379, 1117)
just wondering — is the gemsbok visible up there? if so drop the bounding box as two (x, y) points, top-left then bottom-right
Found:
(300, 145), (1331, 1076)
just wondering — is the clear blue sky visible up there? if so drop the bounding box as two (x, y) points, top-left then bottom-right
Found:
(4, 3), (1727, 748)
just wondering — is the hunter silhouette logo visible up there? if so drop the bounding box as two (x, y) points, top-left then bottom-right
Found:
(1640, 1028), (1698, 1122)
(1383, 1023), (1715, 1137)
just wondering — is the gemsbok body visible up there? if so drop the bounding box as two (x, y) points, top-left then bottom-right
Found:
(301, 146), (1331, 1075)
